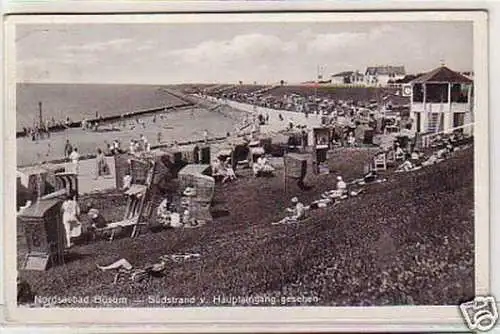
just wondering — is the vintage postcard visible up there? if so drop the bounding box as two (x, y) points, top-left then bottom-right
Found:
(2, 8), (491, 332)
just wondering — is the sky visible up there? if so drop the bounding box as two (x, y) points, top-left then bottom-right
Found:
(15, 21), (473, 84)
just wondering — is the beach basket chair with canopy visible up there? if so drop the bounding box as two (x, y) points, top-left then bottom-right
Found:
(373, 151), (387, 171)
(178, 164), (215, 224)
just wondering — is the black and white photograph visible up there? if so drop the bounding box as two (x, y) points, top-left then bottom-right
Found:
(6, 10), (489, 324)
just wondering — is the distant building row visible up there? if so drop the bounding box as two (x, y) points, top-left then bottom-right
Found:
(329, 66), (406, 86)
(328, 65), (473, 87)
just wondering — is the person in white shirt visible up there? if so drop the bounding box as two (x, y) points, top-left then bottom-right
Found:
(222, 158), (237, 183)
(347, 132), (356, 147)
(336, 176), (347, 192)
(113, 140), (121, 154)
(134, 140), (141, 153)
(253, 156), (264, 176)
(156, 198), (171, 226)
(61, 191), (82, 248)
(68, 148), (80, 175)
(140, 134), (147, 146)
(395, 145), (405, 160)
(396, 159), (414, 172)
(212, 159), (226, 178)
(279, 197), (306, 224)
(129, 140), (136, 154)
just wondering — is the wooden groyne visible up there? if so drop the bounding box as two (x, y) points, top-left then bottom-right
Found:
(16, 102), (193, 138)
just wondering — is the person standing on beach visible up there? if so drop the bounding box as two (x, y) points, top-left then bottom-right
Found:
(157, 132), (162, 144)
(69, 147), (80, 175)
(203, 129), (209, 144)
(95, 148), (109, 180)
(61, 191), (81, 248)
(64, 139), (73, 160)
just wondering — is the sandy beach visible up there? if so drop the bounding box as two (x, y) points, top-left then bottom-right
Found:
(16, 106), (247, 167)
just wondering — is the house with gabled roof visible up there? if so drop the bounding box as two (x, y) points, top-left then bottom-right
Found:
(365, 65), (406, 86)
(330, 70), (364, 85)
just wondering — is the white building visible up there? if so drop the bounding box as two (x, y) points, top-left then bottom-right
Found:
(409, 65), (473, 135)
(365, 65), (406, 86)
(330, 71), (364, 85)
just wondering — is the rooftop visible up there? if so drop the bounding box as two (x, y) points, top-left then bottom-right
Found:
(331, 71), (364, 78)
(411, 66), (473, 84)
(365, 66), (406, 76)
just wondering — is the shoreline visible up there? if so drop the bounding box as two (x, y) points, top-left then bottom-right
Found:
(16, 94), (317, 170)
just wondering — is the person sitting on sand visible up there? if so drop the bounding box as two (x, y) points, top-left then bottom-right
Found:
(395, 144), (405, 161)
(253, 155), (275, 177)
(156, 198), (171, 227)
(396, 159), (415, 172)
(363, 170), (378, 183)
(87, 206), (107, 230)
(123, 174), (132, 190)
(211, 158), (227, 179)
(411, 149), (421, 161)
(421, 152), (443, 167)
(336, 176), (347, 193)
(347, 132), (356, 147)
(278, 197), (306, 224)
(222, 158), (237, 183)
(323, 176), (348, 199)
(83, 203), (109, 242)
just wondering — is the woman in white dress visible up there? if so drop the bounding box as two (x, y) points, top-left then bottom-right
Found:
(61, 191), (82, 248)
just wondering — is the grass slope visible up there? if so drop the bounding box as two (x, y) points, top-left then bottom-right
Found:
(17, 148), (474, 307)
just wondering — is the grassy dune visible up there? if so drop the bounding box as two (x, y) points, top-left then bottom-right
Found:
(18, 147), (474, 307)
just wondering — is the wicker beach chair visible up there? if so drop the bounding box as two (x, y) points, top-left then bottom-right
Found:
(101, 158), (156, 241)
